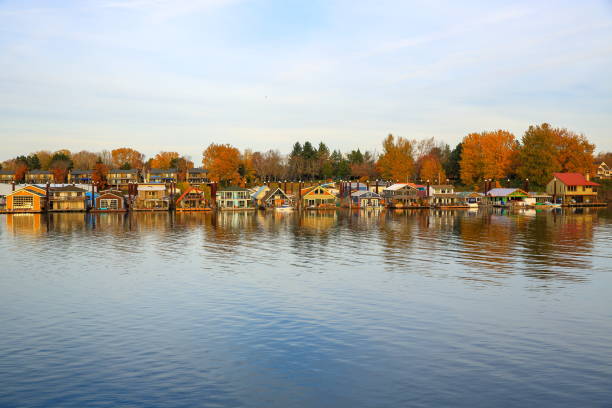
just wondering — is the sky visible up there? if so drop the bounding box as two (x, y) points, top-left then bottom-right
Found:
(0, 0), (611, 163)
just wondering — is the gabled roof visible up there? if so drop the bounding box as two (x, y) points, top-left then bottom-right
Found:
(263, 187), (289, 202)
(176, 187), (206, 203)
(430, 184), (453, 189)
(98, 190), (124, 198)
(457, 191), (483, 198)
(553, 172), (599, 186)
(251, 185), (270, 199)
(302, 185), (335, 197)
(384, 183), (416, 191)
(8, 186), (46, 197)
(487, 188), (528, 197)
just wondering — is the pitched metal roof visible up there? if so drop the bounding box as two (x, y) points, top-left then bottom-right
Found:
(553, 172), (599, 186)
(108, 169), (138, 174)
(27, 169), (53, 174)
(50, 185), (88, 192)
(487, 188), (528, 197)
(150, 168), (177, 174)
(70, 170), (93, 175)
(187, 168), (208, 174)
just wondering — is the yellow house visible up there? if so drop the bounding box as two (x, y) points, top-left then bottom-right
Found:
(301, 185), (337, 208)
(48, 185), (88, 212)
(26, 170), (54, 184)
(0, 170), (15, 184)
(546, 173), (599, 204)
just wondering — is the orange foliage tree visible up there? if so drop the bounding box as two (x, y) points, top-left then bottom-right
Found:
(111, 148), (144, 169)
(202, 143), (241, 185)
(460, 130), (516, 185)
(92, 162), (109, 189)
(554, 129), (595, 174)
(150, 151), (179, 169)
(14, 163), (28, 182)
(376, 134), (415, 181)
(420, 155), (446, 183)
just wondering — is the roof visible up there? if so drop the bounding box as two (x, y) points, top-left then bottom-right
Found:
(7, 186), (46, 197)
(137, 184), (166, 191)
(251, 185), (270, 199)
(150, 168), (177, 174)
(457, 191), (483, 198)
(487, 188), (528, 197)
(529, 192), (552, 198)
(430, 184), (453, 189)
(0, 170), (14, 175)
(553, 172), (599, 186)
(27, 169), (53, 174)
(176, 187), (206, 203)
(108, 169), (138, 174)
(263, 187), (289, 202)
(384, 183), (415, 191)
(50, 185), (88, 192)
(98, 189), (124, 197)
(187, 168), (208, 174)
(71, 170), (93, 175)
(351, 190), (382, 198)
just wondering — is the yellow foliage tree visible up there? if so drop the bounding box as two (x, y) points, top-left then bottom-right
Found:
(376, 134), (415, 181)
(202, 143), (241, 185)
(420, 155), (446, 183)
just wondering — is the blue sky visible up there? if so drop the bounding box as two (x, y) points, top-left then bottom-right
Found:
(1, 0), (611, 162)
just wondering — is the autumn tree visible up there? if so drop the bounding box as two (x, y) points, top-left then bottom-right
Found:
(376, 134), (415, 181)
(516, 124), (559, 186)
(150, 151), (179, 169)
(460, 130), (516, 185)
(554, 129), (595, 174)
(111, 148), (144, 169)
(34, 150), (53, 170)
(202, 143), (241, 185)
(420, 154), (446, 183)
(92, 160), (108, 189)
(14, 162), (28, 182)
(49, 151), (73, 183)
(252, 150), (285, 181)
(72, 150), (99, 170)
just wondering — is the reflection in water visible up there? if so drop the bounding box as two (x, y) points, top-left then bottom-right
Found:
(2, 208), (607, 287)
(1, 208), (612, 407)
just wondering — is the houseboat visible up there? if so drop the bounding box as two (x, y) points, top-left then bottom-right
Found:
(48, 185), (88, 212)
(5, 185), (48, 213)
(485, 188), (530, 207)
(301, 185), (337, 209)
(93, 189), (127, 212)
(132, 183), (170, 211)
(383, 183), (423, 208)
(261, 187), (292, 209)
(546, 173), (602, 206)
(175, 187), (211, 211)
(456, 192), (484, 208)
(217, 186), (255, 210)
(427, 184), (462, 207)
(350, 190), (384, 209)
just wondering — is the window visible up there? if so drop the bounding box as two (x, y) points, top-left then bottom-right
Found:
(567, 185), (576, 192)
(13, 195), (34, 208)
(100, 199), (118, 210)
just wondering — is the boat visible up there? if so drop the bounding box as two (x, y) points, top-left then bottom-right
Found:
(275, 204), (294, 212)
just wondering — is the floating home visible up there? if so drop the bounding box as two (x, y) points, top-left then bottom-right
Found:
(217, 186), (255, 210)
(427, 185), (458, 207)
(175, 187), (210, 211)
(485, 188), (529, 206)
(48, 185), (87, 212)
(456, 192), (483, 207)
(383, 183), (420, 208)
(5, 185), (47, 213)
(301, 185), (337, 209)
(261, 187), (291, 208)
(350, 190), (384, 208)
(93, 189), (127, 212)
(132, 183), (170, 211)
(546, 173), (599, 205)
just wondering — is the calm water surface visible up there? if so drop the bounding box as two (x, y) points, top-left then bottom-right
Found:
(1, 208), (611, 407)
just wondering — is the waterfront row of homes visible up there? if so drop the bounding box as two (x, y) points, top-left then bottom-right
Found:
(0, 172), (604, 213)
(0, 168), (210, 188)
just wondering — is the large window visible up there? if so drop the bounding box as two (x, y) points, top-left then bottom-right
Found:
(100, 199), (118, 210)
(13, 196), (34, 209)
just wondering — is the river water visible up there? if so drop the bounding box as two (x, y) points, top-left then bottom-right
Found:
(1, 208), (611, 407)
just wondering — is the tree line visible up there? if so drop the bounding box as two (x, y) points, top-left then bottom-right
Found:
(1, 123), (608, 188)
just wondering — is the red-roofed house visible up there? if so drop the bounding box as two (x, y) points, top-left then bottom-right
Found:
(546, 173), (599, 204)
